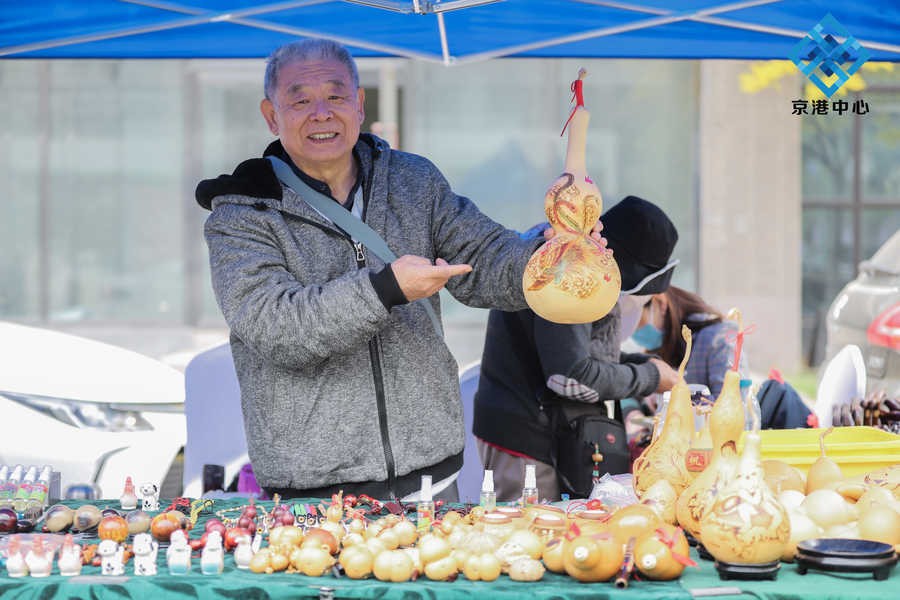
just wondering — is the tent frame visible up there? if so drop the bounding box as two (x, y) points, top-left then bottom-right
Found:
(2, 0), (898, 64)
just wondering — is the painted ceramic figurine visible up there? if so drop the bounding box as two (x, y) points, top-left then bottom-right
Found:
(5, 536), (28, 578)
(167, 529), (192, 575)
(132, 533), (159, 576)
(139, 482), (160, 512)
(25, 535), (52, 578)
(120, 476), (138, 511)
(98, 539), (126, 576)
(200, 531), (225, 575)
(58, 533), (83, 577)
(233, 533), (254, 570)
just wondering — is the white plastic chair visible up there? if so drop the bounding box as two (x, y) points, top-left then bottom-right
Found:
(457, 360), (484, 503)
(182, 343), (249, 498)
(814, 344), (867, 428)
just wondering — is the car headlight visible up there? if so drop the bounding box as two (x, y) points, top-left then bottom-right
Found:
(1, 391), (154, 432)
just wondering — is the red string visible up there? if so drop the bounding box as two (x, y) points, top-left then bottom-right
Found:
(559, 77), (586, 137)
(655, 527), (698, 567)
(725, 324), (756, 371)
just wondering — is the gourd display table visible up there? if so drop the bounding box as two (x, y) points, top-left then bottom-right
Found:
(0, 499), (895, 600)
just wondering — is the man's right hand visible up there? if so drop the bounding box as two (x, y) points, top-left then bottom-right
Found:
(650, 358), (679, 393)
(390, 255), (473, 302)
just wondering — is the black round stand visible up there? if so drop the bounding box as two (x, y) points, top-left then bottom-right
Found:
(795, 538), (898, 581)
(714, 559), (781, 580)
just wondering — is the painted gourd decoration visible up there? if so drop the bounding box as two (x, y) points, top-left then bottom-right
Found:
(699, 399), (790, 565)
(632, 326), (696, 498)
(522, 69), (620, 324)
(674, 309), (752, 538)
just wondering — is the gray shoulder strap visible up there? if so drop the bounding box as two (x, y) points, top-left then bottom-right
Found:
(267, 156), (443, 339)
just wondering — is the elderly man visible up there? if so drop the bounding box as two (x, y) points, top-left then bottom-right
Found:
(196, 38), (605, 501)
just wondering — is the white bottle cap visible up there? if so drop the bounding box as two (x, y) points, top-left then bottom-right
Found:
(420, 475), (433, 502)
(524, 464), (537, 489)
(481, 469), (494, 493)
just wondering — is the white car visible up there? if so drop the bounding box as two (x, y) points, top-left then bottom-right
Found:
(0, 322), (185, 500)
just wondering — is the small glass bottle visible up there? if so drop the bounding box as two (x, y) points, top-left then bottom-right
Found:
(12, 465), (37, 513)
(522, 464), (539, 507)
(479, 469), (496, 512)
(24, 465), (52, 514)
(0, 465), (24, 509)
(416, 475), (434, 534)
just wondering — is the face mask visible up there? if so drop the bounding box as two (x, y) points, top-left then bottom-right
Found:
(631, 323), (663, 351)
(630, 299), (663, 350)
(617, 294), (651, 345)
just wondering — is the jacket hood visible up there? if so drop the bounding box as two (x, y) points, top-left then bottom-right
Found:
(195, 134), (388, 211)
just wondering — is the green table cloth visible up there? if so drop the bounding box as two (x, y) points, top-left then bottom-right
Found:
(0, 499), (895, 599)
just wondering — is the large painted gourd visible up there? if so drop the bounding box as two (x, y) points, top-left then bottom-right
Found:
(522, 69), (620, 324)
(632, 326), (696, 498)
(674, 369), (745, 538)
(699, 405), (790, 565)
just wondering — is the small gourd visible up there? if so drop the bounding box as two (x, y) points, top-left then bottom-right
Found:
(634, 525), (695, 580)
(522, 68), (620, 324)
(632, 326), (696, 497)
(806, 427), (843, 493)
(562, 530), (623, 582)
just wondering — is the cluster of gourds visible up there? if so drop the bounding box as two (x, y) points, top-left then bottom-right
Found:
(245, 493), (695, 585)
(631, 321), (900, 566)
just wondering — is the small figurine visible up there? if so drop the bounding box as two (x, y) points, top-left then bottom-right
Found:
(139, 482), (160, 512)
(167, 529), (192, 575)
(200, 531), (225, 575)
(120, 476), (138, 511)
(5, 536), (29, 578)
(234, 534), (254, 570)
(58, 534), (83, 577)
(132, 533), (159, 576)
(98, 539), (126, 576)
(25, 535), (52, 578)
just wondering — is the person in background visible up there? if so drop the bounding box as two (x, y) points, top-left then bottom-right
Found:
(473, 196), (680, 501)
(196, 38), (607, 502)
(631, 285), (746, 401)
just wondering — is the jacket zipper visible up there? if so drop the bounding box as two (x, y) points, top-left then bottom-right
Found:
(280, 163), (398, 498)
(353, 178), (397, 499)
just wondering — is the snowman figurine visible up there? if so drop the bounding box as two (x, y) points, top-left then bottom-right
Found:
(132, 533), (159, 576)
(200, 530), (225, 575)
(57, 534), (83, 577)
(167, 529), (192, 575)
(233, 534), (255, 570)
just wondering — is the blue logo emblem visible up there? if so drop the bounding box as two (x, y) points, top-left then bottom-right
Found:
(789, 13), (870, 98)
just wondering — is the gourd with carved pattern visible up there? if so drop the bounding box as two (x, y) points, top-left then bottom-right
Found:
(522, 69), (620, 324)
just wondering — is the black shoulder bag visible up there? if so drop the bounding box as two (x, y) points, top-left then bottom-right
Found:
(549, 396), (631, 498)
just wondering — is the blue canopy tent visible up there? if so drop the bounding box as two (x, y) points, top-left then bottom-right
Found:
(1, 1), (899, 63)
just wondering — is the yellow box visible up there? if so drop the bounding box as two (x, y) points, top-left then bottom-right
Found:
(738, 426), (900, 477)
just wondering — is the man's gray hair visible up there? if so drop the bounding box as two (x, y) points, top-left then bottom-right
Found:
(264, 39), (360, 100)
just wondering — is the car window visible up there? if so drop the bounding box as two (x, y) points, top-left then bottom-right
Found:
(868, 230), (900, 272)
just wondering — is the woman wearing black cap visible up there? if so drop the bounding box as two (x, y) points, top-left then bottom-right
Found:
(472, 196), (682, 502)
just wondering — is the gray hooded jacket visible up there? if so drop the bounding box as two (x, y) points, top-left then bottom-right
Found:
(198, 135), (539, 494)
